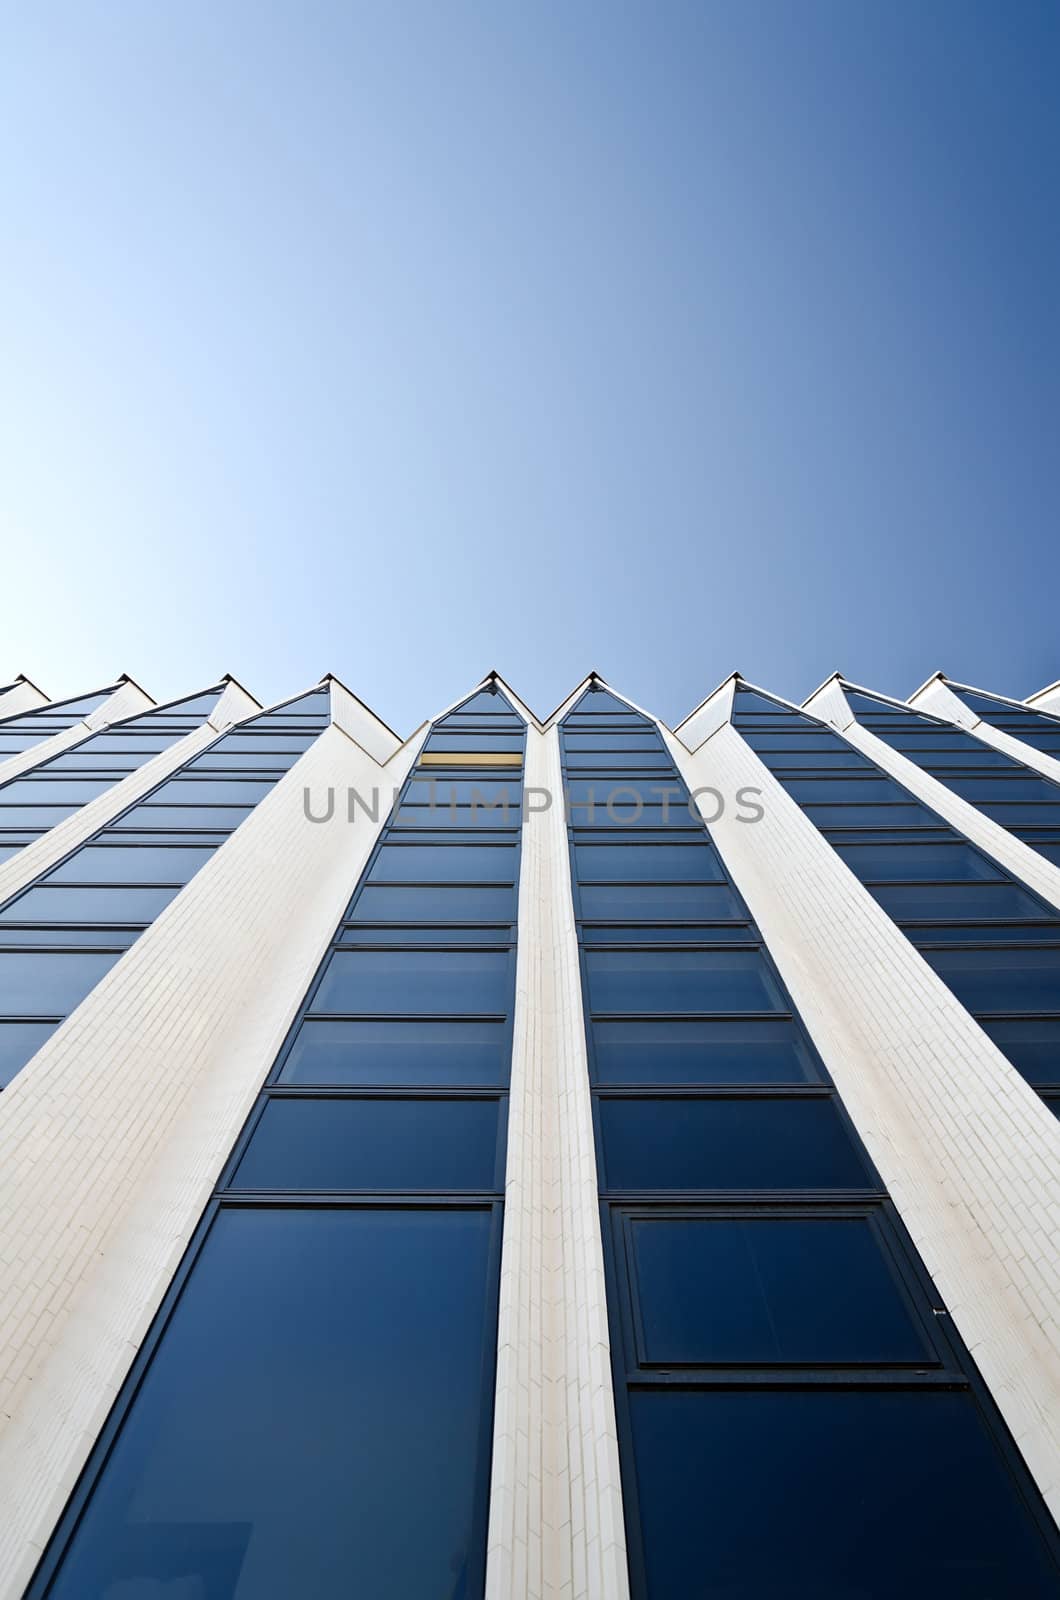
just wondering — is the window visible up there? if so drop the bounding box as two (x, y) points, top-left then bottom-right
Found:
(574, 842), (725, 883)
(597, 1096), (870, 1190)
(423, 731), (523, 754)
(279, 1017), (510, 1086)
(232, 1096), (502, 1190)
(803, 803), (939, 828)
(348, 884), (516, 922)
(312, 949), (510, 1014)
(0, 885), (179, 923)
(0, 950), (122, 1014)
(577, 883), (743, 920)
(44, 846), (215, 885)
(585, 949), (786, 1014)
(367, 844), (516, 884)
(627, 1389), (1060, 1600)
(591, 1017), (819, 1084)
(871, 882), (1049, 921)
(40, 1208), (499, 1600)
(921, 947), (1060, 1013)
(147, 778), (274, 804)
(978, 1019), (1060, 1086)
(0, 778), (114, 804)
(834, 842), (1003, 881)
(626, 1212), (931, 1364)
(113, 804), (254, 831)
(0, 1020), (58, 1086)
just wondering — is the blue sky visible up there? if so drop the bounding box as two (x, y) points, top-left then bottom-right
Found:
(2, 1), (1058, 731)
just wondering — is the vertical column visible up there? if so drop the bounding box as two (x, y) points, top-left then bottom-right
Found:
(486, 722), (629, 1600)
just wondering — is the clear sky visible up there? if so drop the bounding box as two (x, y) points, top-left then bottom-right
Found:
(2, 1), (1058, 732)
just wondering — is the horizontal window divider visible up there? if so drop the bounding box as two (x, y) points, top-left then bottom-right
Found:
(222, 1184), (505, 1200)
(600, 1186), (888, 1203)
(593, 1084), (835, 1099)
(261, 1085), (507, 1100)
(590, 1010), (796, 1024)
(910, 939), (1060, 951)
(579, 940), (764, 952)
(303, 1010), (510, 1023)
(0, 1014), (65, 1024)
(624, 1370), (966, 1391)
(215, 1192), (503, 1210)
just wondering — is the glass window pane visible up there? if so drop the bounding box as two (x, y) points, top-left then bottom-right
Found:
(394, 805), (518, 831)
(279, 1018), (510, 1086)
(946, 776), (1060, 802)
(114, 804), (253, 831)
(148, 778), (274, 804)
(43, 1208), (497, 1600)
(582, 924), (757, 945)
(424, 732), (523, 753)
(0, 950), (121, 1014)
(349, 884), (515, 922)
(0, 885), (179, 923)
(784, 777), (913, 803)
(592, 1018), (818, 1084)
(45, 846), (214, 885)
(871, 882), (1049, 921)
(835, 842), (1003, 881)
(574, 844), (724, 884)
(578, 884), (743, 920)
(630, 1214), (930, 1363)
(0, 805), (80, 827)
(404, 779), (523, 807)
(312, 949), (509, 1014)
(563, 734), (662, 751)
(0, 778), (113, 804)
(586, 950), (785, 1014)
(979, 1019), (1060, 1086)
(0, 1019), (59, 1086)
(210, 732), (318, 754)
(923, 947), (1060, 1013)
(565, 748), (675, 770)
(367, 845), (516, 884)
(803, 803), (939, 827)
(233, 1097), (500, 1190)
(599, 1097), (869, 1189)
(980, 803), (1060, 828)
(628, 1390), (1060, 1600)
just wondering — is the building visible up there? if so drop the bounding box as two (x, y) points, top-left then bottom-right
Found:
(0, 666), (1058, 1599)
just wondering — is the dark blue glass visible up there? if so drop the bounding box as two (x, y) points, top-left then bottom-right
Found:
(0, 885), (179, 923)
(783, 776), (913, 803)
(149, 778), (274, 804)
(742, 732), (853, 753)
(404, 779), (522, 807)
(394, 805), (518, 831)
(582, 925), (757, 945)
(871, 881), (1050, 921)
(423, 731), (523, 753)
(42, 1208), (495, 1600)
(46, 846), (214, 885)
(0, 1019), (58, 1086)
(803, 803), (939, 827)
(629, 1214), (930, 1363)
(115, 805), (254, 831)
(574, 843), (724, 883)
(578, 884), (743, 920)
(599, 1097), (869, 1189)
(980, 803), (1060, 828)
(978, 1019), (1060, 1086)
(835, 842), (1003, 881)
(562, 734), (662, 751)
(337, 924), (511, 946)
(923, 947), (1060, 1013)
(592, 1018), (819, 1084)
(628, 1389), (1060, 1599)
(564, 747), (675, 770)
(565, 779), (684, 806)
(279, 1018), (509, 1086)
(312, 949), (509, 1014)
(209, 732), (318, 754)
(570, 688), (644, 716)
(349, 884), (516, 922)
(0, 950), (121, 1014)
(946, 776), (1060, 802)
(586, 950), (785, 1014)
(368, 844), (516, 884)
(233, 1097), (500, 1190)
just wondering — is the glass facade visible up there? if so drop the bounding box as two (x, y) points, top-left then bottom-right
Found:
(0, 689), (330, 1088)
(0, 686), (225, 861)
(30, 683), (524, 1600)
(843, 686), (1060, 867)
(734, 687), (1060, 1118)
(0, 685), (123, 853)
(562, 683), (1060, 1598)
